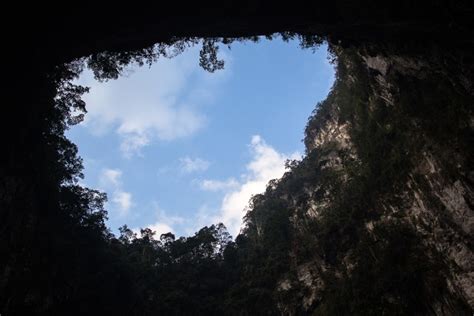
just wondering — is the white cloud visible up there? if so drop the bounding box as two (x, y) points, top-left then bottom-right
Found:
(99, 168), (133, 217)
(99, 168), (122, 187)
(135, 135), (298, 238)
(201, 135), (300, 237)
(199, 178), (239, 191)
(180, 157), (210, 173)
(75, 46), (230, 157)
(119, 132), (150, 158)
(146, 223), (174, 237)
(112, 191), (132, 216)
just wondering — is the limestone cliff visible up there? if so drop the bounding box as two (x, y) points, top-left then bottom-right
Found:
(246, 46), (473, 314)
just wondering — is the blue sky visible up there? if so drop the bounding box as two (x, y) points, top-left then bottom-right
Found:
(66, 38), (334, 238)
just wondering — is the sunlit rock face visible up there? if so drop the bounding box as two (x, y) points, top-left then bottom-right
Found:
(258, 45), (474, 314)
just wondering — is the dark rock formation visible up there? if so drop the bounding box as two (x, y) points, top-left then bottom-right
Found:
(2, 2), (473, 314)
(262, 45), (473, 314)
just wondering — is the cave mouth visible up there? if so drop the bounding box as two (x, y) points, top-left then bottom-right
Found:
(65, 36), (335, 238)
(4, 6), (474, 314)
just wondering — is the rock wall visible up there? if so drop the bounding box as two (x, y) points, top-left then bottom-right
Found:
(265, 45), (474, 314)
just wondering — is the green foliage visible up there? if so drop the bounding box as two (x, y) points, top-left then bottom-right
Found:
(85, 33), (325, 81)
(112, 223), (234, 315)
(219, 197), (292, 314)
(315, 220), (474, 315)
(199, 39), (225, 72)
(298, 46), (472, 314)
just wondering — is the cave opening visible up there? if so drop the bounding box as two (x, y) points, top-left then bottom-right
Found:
(65, 37), (335, 238)
(3, 5), (473, 314)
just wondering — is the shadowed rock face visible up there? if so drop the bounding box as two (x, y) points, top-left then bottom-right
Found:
(9, 1), (474, 67)
(2, 2), (474, 315)
(272, 47), (473, 314)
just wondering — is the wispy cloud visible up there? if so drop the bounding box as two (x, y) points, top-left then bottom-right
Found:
(119, 133), (150, 158)
(99, 168), (133, 217)
(106, 129), (299, 239)
(112, 191), (132, 215)
(180, 157), (210, 173)
(199, 178), (239, 191)
(75, 47), (230, 158)
(100, 168), (122, 187)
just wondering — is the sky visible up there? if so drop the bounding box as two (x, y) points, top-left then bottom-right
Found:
(66, 38), (335, 238)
